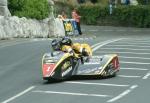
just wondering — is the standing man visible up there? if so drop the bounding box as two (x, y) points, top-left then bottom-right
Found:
(72, 8), (82, 35)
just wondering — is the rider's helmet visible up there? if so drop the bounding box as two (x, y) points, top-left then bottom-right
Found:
(51, 39), (61, 51)
(61, 37), (72, 46)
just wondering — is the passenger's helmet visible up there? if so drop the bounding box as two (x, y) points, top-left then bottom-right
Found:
(61, 37), (72, 46)
(51, 39), (61, 51)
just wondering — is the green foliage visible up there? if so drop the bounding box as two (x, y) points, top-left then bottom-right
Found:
(8, 0), (50, 20)
(112, 5), (150, 27)
(79, 4), (101, 24)
(54, 1), (74, 18)
(78, 4), (150, 27)
(137, 0), (150, 5)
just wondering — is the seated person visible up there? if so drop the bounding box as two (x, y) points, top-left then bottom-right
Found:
(51, 37), (92, 61)
(51, 39), (61, 51)
(60, 37), (92, 57)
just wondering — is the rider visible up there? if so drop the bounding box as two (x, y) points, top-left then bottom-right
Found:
(51, 39), (61, 51)
(51, 37), (92, 62)
(60, 37), (92, 57)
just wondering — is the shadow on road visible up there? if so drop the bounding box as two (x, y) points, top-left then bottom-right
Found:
(44, 75), (115, 84)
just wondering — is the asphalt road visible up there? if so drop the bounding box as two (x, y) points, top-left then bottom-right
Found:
(0, 26), (150, 103)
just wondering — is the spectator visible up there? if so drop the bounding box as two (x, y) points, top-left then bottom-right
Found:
(72, 8), (82, 35)
(57, 11), (67, 20)
(61, 11), (67, 20)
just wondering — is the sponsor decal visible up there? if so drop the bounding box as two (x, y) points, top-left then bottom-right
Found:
(78, 67), (102, 74)
(112, 57), (119, 69)
(63, 20), (73, 35)
(62, 66), (72, 77)
(64, 22), (73, 32)
(62, 61), (71, 70)
(42, 64), (55, 77)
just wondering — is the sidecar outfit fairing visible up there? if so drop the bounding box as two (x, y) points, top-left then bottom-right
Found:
(42, 51), (120, 81)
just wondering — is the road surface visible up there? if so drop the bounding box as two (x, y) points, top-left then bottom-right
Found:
(0, 26), (150, 103)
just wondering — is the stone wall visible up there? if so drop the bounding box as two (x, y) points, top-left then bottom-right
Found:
(0, 0), (11, 17)
(0, 0), (62, 39)
(0, 16), (57, 39)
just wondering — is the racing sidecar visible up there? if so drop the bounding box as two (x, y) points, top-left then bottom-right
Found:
(42, 51), (120, 81)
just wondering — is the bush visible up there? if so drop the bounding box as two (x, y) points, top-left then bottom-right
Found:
(137, 0), (150, 5)
(8, 0), (50, 20)
(112, 5), (150, 27)
(79, 4), (101, 24)
(78, 4), (150, 27)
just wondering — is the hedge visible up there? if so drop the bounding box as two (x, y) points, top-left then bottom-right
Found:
(8, 0), (50, 20)
(78, 4), (150, 27)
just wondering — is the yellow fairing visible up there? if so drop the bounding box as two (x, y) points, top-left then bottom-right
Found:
(72, 43), (92, 56)
(61, 43), (93, 57)
(72, 43), (81, 53)
(61, 45), (72, 52)
(81, 44), (93, 56)
(53, 53), (72, 70)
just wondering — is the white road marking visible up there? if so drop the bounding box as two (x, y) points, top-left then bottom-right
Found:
(89, 29), (98, 32)
(92, 38), (125, 51)
(119, 56), (150, 60)
(120, 61), (150, 65)
(112, 42), (150, 45)
(91, 38), (125, 49)
(118, 75), (141, 78)
(91, 41), (104, 48)
(116, 29), (126, 31)
(104, 30), (114, 31)
(125, 39), (150, 42)
(65, 81), (129, 87)
(0, 39), (51, 49)
(101, 47), (150, 51)
(98, 51), (150, 55)
(0, 41), (28, 49)
(107, 85), (138, 102)
(113, 42), (150, 46)
(2, 86), (35, 103)
(32, 90), (111, 97)
(106, 45), (150, 48)
(143, 71), (150, 79)
(73, 37), (94, 41)
(121, 67), (148, 71)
